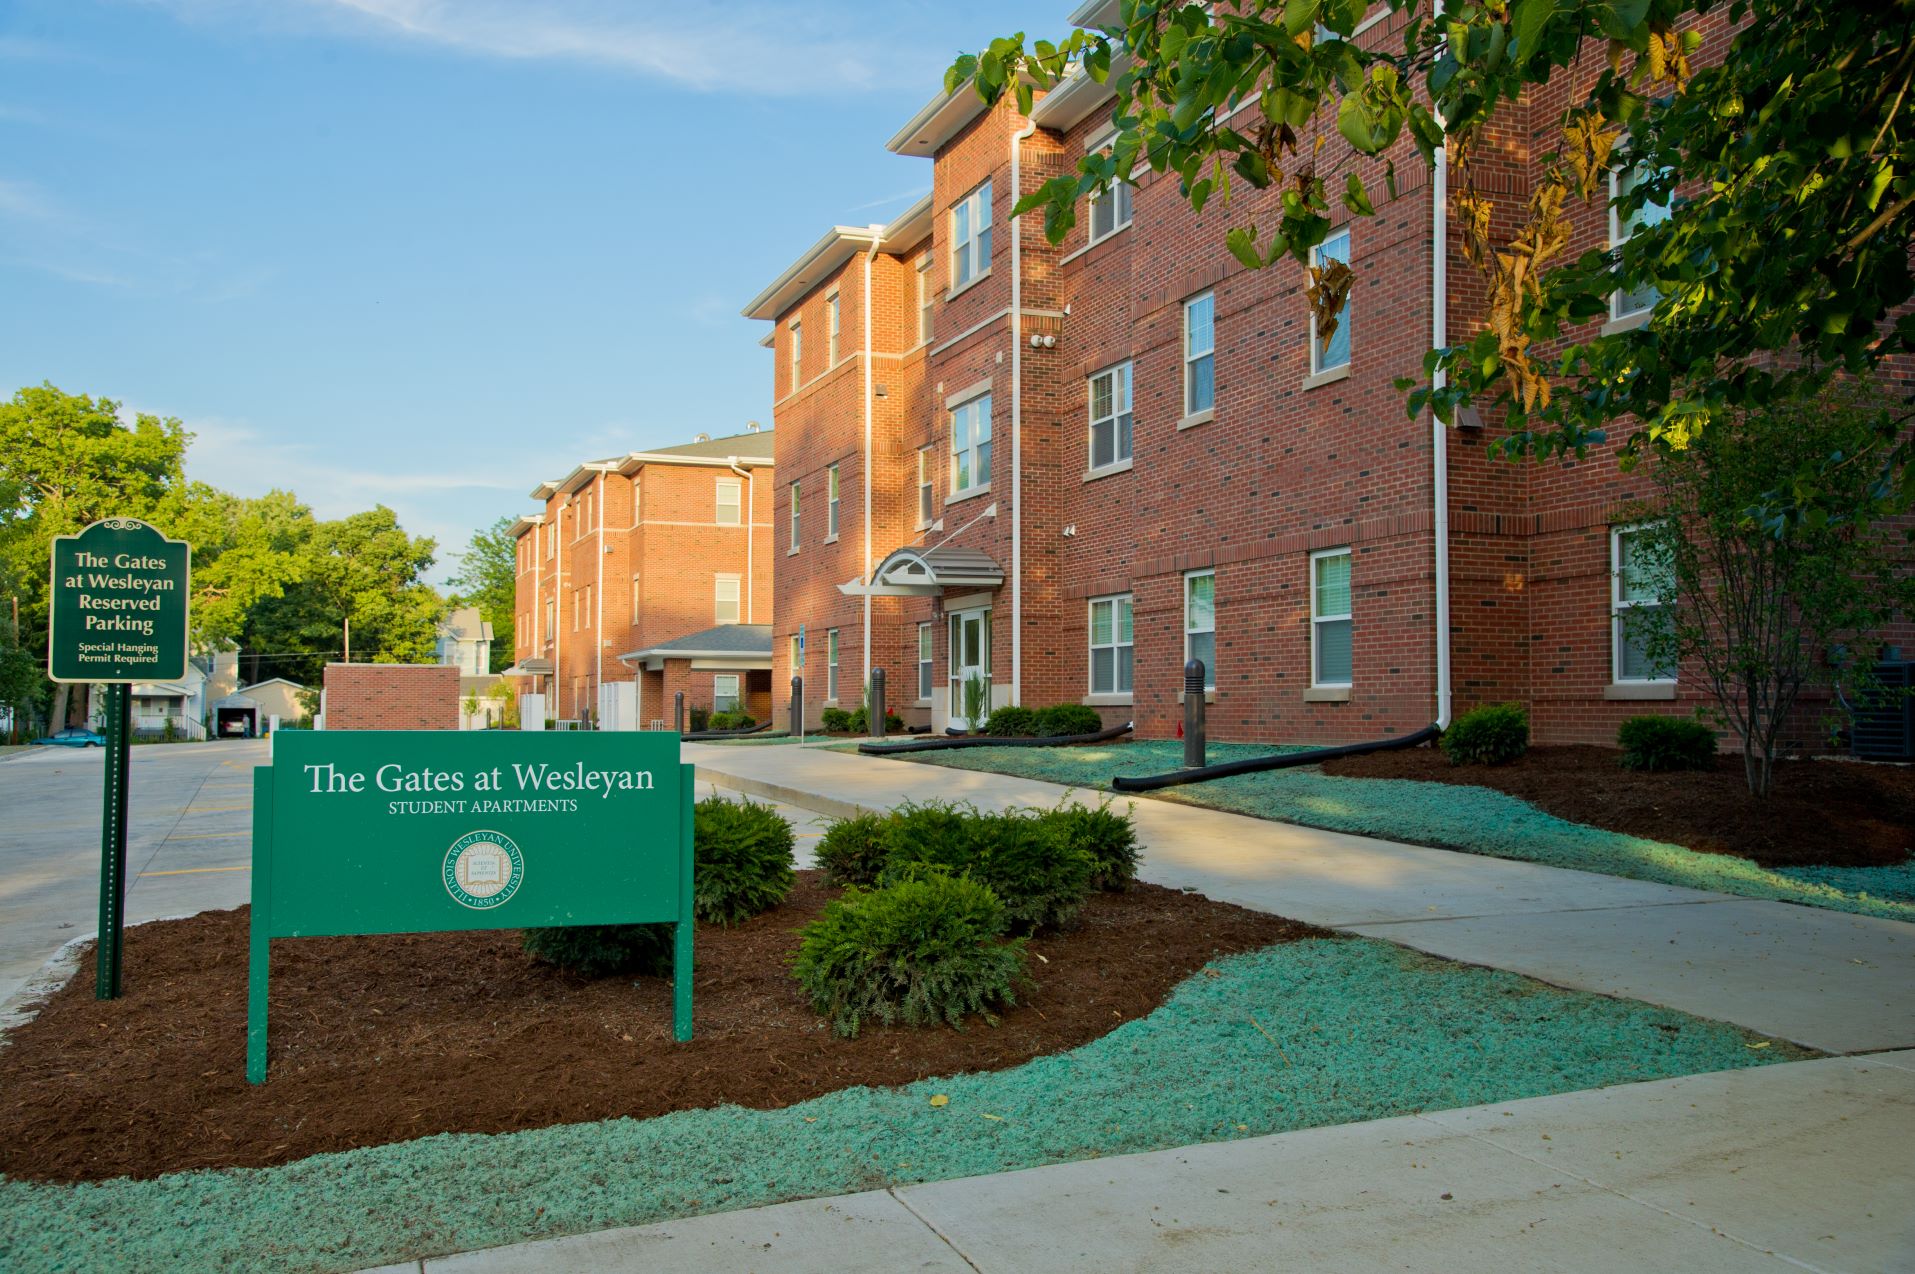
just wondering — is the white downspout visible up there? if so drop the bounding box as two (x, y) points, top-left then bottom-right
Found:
(729, 459), (755, 623)
(1431, 129), (1453, 729)
(863, 229), (880, 698)
(593, 472), (605, 720)
(553, 500), (565, 719)
(1009, 115), (1036, 707)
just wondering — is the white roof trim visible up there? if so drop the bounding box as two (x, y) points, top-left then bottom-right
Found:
(742, 224), (881, 320)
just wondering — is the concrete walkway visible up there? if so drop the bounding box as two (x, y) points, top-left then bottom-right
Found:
(378, 1051), (1915, 1273)
(684, 742), (1915, 1056)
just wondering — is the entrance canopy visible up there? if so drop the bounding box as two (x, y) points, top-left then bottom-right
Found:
(839, 545), (1005, 597)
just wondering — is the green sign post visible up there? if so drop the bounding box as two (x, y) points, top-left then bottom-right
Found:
(47, 518), (192, 1000)
(248, 730), (694, 1083)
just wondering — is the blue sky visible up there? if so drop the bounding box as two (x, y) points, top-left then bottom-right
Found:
(0, 0), (1043, 581)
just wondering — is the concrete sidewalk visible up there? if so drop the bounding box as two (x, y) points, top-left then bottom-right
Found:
(381, 1051), (1915, 1273)
(685, 742), (1915, 1055)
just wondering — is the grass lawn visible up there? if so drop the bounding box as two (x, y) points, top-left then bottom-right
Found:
(887, 741), (1915, 923)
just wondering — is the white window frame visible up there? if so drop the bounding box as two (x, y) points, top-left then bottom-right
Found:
(916, 446), (935, 527)
(1611, 524), (1676, 684)
(1609, 164), (1671, 322)
(1310, 547), (1354, 689)
(826, 290), (841, 365)
(917, 621), (933, 701)
(1088, 593), (1134, 696)
(826, 463), (840, 538)
(826, 628), (840, 702)
(951, 180), (992, 289)
(715, 477), (741, 526)
(1309, 229), (1352, 375)
(1184, 569), (1216, 690)
(950, 393), (992, 495)
(789, 481), (801, 552)
(1087, 166), (1133, 245)
(714, 574), (741, 625)
(916, 252), (934, 344)
(713, 673), (741, 714)
(1088, 361), (1134, 472)
(787, 317), (802, 391)
(1183, 292), (1215, 416)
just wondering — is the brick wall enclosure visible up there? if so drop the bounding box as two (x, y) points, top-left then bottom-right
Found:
(322, 664), (459, 731)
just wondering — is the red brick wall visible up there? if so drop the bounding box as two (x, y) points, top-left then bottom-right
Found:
(322, 663), (459, 731)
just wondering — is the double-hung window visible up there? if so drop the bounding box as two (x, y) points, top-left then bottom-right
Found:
(713, 674), (740, 714)
(826, 292), (840, 365)
(789, 482), (801, 551)
(545, 598), (554, 643)
(1610, 163), (1671, 321)
(714, 574), (741, 625)
(826, 628), (840, 701)
(1088, 174), (1132, 244)
(1088, 362), (1133, 471)
(916, 446), (935, 526)
(1309, 229), (1352, 375)
(1184, 293), (1215, 416)
(716, 478), (741, 526)
(1311, 549), (1353, 687)
(951, 394), (992, 493)
(951, 181), (992, 289)
(1089, 594), (1134, 696)
(826, 464), (840, 538)
(787, 318), (802, 392)
(1612, 525), (1675, 682)
(916, 253), (934, 343)
(630, 574), (641, 624)
(917, 622), (933, 700)
(1185, 571), (1216, 689)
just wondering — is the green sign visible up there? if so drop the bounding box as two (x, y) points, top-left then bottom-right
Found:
(248, 730), (693, 1083)
(47, 518), (190, 684)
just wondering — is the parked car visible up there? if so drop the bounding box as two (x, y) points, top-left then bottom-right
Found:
(32, 727), (107, 748)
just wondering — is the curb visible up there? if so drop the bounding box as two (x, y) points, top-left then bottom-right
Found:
(1, 912), (207, 1044)
(692, 766), (874, 823)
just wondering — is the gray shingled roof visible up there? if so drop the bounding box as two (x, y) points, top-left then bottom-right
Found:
(624, 623), (772, 659)
(647, 429), (774, 460)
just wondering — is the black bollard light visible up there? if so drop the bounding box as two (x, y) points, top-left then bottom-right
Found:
(870, 668), (887, 740)
(1184, 659), (1207, 768)
(790, 675), (804, 738)
(674, 691), (685, 734)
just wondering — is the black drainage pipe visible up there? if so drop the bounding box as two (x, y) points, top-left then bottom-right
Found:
(860, 721), (1134, 756)
(1110, 723), (1442, 792)
(682, 719), (777, 742)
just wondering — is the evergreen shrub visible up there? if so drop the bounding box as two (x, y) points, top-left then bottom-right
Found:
(1038, 798), (1140, 890)
(1618, 716), (1718, 771)
(1032, 704), (1104, 737)
(692, 796), (795, 924)
(982, 705), (1039, 737)
(1440, 702), (1530, 766)
(815, 810), (895, 887)
(522, 923), (673, 978)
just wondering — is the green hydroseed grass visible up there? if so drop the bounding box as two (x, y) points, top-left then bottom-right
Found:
(894, 741), (1915, 923)
(0, 938), (1803, 1273)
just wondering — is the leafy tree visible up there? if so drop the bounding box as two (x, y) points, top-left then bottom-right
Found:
(0, 384), (190, 726)
(446, 515), (516, 673)
(240, 506), (443, 685)
(1627, 380), (1915, 797)
(953, 1), (1915, 511)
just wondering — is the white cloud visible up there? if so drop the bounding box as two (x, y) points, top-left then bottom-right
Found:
(149, 0), (918, 94)
(846, 185), (931, 213)
(0, 177), (57, 222)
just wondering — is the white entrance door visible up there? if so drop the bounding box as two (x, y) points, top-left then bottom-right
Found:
(949, 610), (990, 730)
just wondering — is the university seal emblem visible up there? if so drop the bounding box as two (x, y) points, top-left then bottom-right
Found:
(443, 830), (524, 909)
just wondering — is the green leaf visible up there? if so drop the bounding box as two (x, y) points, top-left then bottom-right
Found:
(1344, 172), (1375, 216)
(1282, 0), (1319, 39)
(1511, 0), (1554, 60)
(1226, 226), (1264, 270)
(1337, 94), (1380, 152)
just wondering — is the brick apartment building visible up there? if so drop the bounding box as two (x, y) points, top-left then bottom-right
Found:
(747, 1), (1898, 746)
(507, 429), (775, 727)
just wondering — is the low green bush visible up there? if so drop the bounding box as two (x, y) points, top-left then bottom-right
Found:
(791, 871), (1028, 1038)
(820, 707), (852, 733)
(687, 706), (710, 732)
(1038, 798), (1140, 891)
(1618, 715), (1717, 772)
(815, 810), (894, 887)
(983, 705), (1040, 737)
(693, 796), (795, 925)
(1033, 703), (1104, 737)
(881, 800), (982, 876)
(706, 710), (756, 732)
(523, 922), (674, 978)
(1440, 702), (1529, 766)
(967, 810), (1094, 932)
